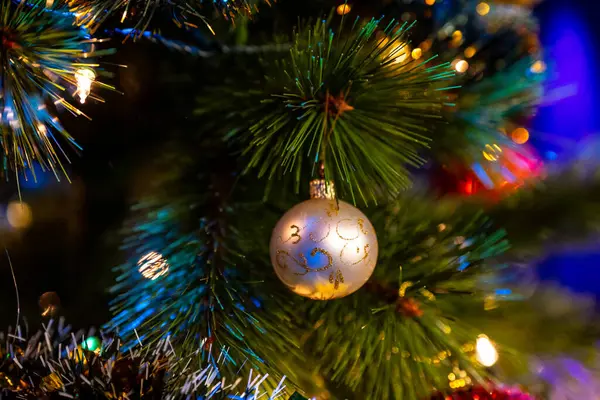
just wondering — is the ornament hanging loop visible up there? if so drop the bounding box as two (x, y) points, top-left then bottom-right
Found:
(310, 161), (336, 200)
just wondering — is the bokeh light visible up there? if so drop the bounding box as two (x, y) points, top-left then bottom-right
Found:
(476, 2), (491, 16)
(39, 291), (61, 317)
(476, 335), (499, 367)
(530, 60), (547, 74)
(392, 42), (411, 64)
(336, 4), (351, 15)
(425, 0), (435, 5)
(411, 48), (423, 60)
(137, 251), (169, 280)
(511, 127), (530, 144)
(7, 201), (33, 229)
(483, 144), (502, 162)
(464, 46), (477, 58)
(82, 336), (101, 353)
(454, 60), (469, 73)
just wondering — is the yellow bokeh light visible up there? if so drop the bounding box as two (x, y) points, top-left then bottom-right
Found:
(451, 30), (463, 47)
(464, 46), (477, 58)
(391, 41), (411, 64)
(530, 60), (547, 74)
(7, 201), (33, 229)
(336, 3), (351, 15)
(511, 127), (530, 144)
(420, 39), (432, 52)
(476, 335), (499, 367)
(483, 144), (502, 162)
(476, 2), (490, 16)
(454, 59), (469, 73)
(411, 48), (423, 60)
(425, 0), (436, 5)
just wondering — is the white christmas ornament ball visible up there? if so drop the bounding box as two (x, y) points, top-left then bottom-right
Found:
(270, 198), (378, 300)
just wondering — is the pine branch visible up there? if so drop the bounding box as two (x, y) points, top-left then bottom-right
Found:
(196, 16), (455, 203)
(104, 143), (310, 393)
(300, 196), (510, 400)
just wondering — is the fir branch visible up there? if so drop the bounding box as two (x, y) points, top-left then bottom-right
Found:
(104, 143), (309, 393)
(196, 16), (455, 203)
(302, 196), (510, 400)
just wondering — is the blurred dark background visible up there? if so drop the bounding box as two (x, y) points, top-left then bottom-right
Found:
(0, 0), (598, 330)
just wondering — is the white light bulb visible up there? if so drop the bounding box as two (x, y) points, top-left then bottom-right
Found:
(74, 68), (96, 104)
(476, 334), (499, 367)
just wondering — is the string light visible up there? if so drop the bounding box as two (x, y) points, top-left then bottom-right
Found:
(336, 4), (351, 15)
(511, 127), (530, 144)
(74, 68), (96, 104)
(411, 48), (423, 60)
(138, 251), (169, 280)
(476, 334), (499, 367)
(476, 2), (490, 16)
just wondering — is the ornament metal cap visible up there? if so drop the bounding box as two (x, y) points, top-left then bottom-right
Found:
(310, 179), (335, 200)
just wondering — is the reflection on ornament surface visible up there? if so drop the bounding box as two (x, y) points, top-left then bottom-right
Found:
(137, 251), (169, 280)
(270, 199), (378, 300)
(476, 334), (499, 367)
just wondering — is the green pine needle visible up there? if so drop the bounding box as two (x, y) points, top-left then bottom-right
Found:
(198, 16), (455, 203)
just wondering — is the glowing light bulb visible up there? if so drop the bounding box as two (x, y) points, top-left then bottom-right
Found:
(454, 59), (469, 73)
(74, 68), (96, 104)
(476, 2), (490, 16)
(511, 127), (530, 144)
(138, 251), (169, 280)
(476, 335), (498, 367)
(336, 3), (351, 15)
(411, 48), (423, 60)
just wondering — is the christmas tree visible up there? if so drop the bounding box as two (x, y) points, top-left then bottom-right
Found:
(0, 0), (598, 399)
